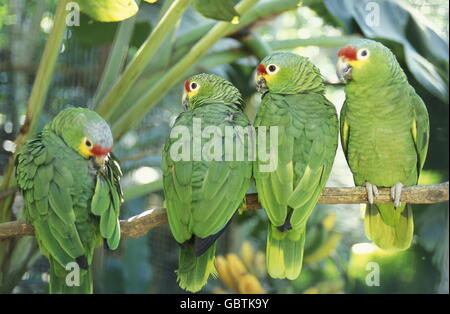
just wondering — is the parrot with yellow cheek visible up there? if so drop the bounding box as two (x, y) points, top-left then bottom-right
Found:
(162, 73), (252, 292)
(16, 107), (122, 293)
(336, 39), (429, 250)
(254, 52), (339, 280)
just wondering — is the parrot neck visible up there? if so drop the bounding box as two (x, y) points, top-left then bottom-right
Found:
(345, 77), (410, 112)
(192, 100), (244, 112)
(346, 62), (408, 108)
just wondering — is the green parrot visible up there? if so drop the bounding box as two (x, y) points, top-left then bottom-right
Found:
(15, 107), (122, 293)
(336, 39), (429, 250)
(162, 73), (252, 292)
(254, 52), (339, 280)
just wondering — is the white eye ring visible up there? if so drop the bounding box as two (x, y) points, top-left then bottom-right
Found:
(190, 81), (200, 91)
(84, 137), (93, 148)
(357, 49), (370, 60)
(267, 64), (279, 74)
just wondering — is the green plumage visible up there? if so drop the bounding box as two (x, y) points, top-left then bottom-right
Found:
(338, 39), (429, 250)
(254, 52), (338, 280)
(15, 108), (122, 293)
(162, 74), (252, 292)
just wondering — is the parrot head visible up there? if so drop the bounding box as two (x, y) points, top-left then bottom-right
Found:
(255, 51), (324, 95)
(336, 39), (398, 83)
(182, 73), (244, 109)
(49, 108), (113, 166)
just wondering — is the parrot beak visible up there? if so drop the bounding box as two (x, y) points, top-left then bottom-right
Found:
(182, 91), (189, 109)
(91, 145), (112, 168)
(255, 75), (267, 93)
(336, 57), (353, 83)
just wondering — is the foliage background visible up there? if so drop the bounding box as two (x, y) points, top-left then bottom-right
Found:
(0, 0), (448, 293)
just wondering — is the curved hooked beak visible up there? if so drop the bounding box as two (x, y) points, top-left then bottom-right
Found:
(182, 91), (189, 109)
(336, 57), (353, 83)
(91, 145), (112, 167)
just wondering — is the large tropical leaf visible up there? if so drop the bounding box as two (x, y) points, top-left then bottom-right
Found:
(76, 0), (139, 22)
(193, 0), (240, 23)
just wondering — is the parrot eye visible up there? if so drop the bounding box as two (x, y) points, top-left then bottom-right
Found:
(190, 82), (199, 91)
(267, 64), (279, 74)
(358, 49), (370, 60)
(84, 138), (93, 148)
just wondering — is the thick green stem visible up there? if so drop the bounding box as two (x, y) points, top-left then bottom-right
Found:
(109, 0), (181, 123)
(95, 0), (192, 120)
(174, 0), (316, 50)
(0, 0), (69, 292)
(238, 31), (272, 60)
(0, 0), (69, 221)
(111, 0), (260, 140)
(92, 2), (139, 107)
(23, 0), (69, 137)
(123, 179), (163, 201)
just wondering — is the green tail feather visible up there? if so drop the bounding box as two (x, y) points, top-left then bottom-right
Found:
(49, 258), (93, 294)
(364, 203), (414, 251)
(177, 243), (217, 293)
(266, 224), (305, 280)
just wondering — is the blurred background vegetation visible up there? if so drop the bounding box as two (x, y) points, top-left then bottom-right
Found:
(0, 0), (448, 294)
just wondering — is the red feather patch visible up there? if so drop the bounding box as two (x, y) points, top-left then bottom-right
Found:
(256, 64), (267, 75)
(338, 46), (357, 61)
(184, 80), (191, 92)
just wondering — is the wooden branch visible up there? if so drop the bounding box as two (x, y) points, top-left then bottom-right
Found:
(0, 182), (448, 240)
(0, 188), (17, 201)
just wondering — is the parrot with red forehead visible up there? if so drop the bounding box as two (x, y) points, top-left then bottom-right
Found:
(254, 52), (338, 280)
(336, 39), (429, 250)
(15, 107), (122, 293)
(162, 73), (252, 292)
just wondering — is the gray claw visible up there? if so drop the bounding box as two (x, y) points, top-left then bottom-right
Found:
(391, 183), (403, 209)
(365, 182), (379, 204)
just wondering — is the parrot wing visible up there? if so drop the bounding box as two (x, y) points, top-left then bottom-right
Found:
(90, 153), (123, 250)
(16, 134), (86, 268)
(163, 107), (252, 251)
(254, 94), (338, 229)
(254, 94), (293, 227)
(162, 116), (193, 244)
(192, 108), (252, 254)
(410, 89), (430, 177)
(339, 100), (349, 159)
(285, 95), (339, 229)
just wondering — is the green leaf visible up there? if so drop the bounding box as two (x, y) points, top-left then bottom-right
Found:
(76, 0), (139, 22)
(193, 0), (240, 23)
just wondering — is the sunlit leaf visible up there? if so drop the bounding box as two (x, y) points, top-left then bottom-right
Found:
(193, 0), (240, 23)
(76, 0), (139, 22)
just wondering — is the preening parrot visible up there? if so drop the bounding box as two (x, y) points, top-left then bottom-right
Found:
(254, 52), (339, 280)
(15, 108), (122, 293)
(162, 73), (252, 292)
(336, 39), (429, 250)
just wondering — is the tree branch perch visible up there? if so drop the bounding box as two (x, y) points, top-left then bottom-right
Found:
(0, 182), (448, 240)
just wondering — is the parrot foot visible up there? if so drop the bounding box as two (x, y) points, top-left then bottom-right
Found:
(391, 183), (404, 209)
(365, 182), (379, 204)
